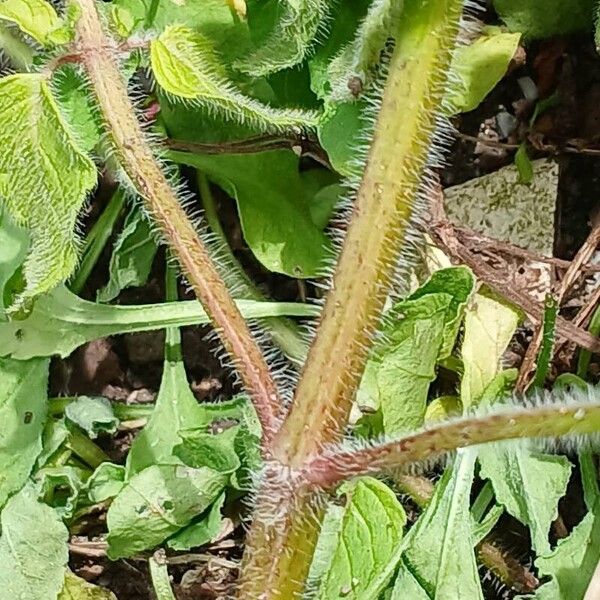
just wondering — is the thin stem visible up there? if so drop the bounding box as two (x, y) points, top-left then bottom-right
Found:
(73, 0), (282, 444)
(305, 401), (600, 488)
(67, 427), (111, 468)
(198, 173), (309, 365)
(70, 188), (126, 294)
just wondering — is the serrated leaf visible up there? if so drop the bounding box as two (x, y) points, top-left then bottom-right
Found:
(96, 206), (157, 303)
(171, 149), (331, 278)
(315, 477), (407, 600)
(106, 464), (227, 559)
(447, 28), (521, 114)
(0, 74), (97, 306)
(0, 285), (320, 360)
(234, 0), (329, 76)
(0, 483), (69, 600)
(59, 570), (117, 600)
(166, 491), (225, 551)
(151, 25), (318, 131)
(0, 0), (66, 45)
(478, 445), (571, 556)
(0, 356), (49, 508)
(394, 450), (483, 599)
(65, 396), (119, 439)
(494, 0), (595, 39)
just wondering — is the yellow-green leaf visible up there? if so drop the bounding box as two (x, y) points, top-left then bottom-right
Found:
(59, 570), (117, 600)
(150, 25), (318, 131)
(0, 0), (67, 45)
(0, 74), (97, 306)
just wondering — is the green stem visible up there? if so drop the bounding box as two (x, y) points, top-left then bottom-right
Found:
(70, 189), (126, 295)
(578, 304), (600, 379)
(149, 551), (177, 600)
(67, 427), (110, 468)
(198, 173), (309, 365)
(74, 0), (283, 442)
(49, 397), (155, 421)
(239, 1), (466, 597)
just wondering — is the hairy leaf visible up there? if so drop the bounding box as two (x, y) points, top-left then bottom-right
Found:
(395, 450), (483, 599)
(106, 464), (227, 559)
(0, 208), (28, 311)
(0, 483), (69, 600)
(315, 477), (407, 599)
(234, 0), (329, 76)
(152, 25), (318, 131)
(447, 28), (521, 114)
(0, 357), (49, 508)
(65, 396), (120, 439)
(0, 74), (97, 306)
(0, 285), (320, 360)
(0, 0), (67, 45)
(59, 570), (117, 600)
(171, 149), (331, 278)
(96, 206), (157, 302)
(494, 0), (595, 39)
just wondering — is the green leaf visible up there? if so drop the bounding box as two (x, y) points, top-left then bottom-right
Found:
(0, 483), (69, 600)
(87, 462), (125, 503)
(478, 445), (571, 555)
(65, 396), (119, 439)
(174, 427), (241, 475)
(0, 0), (66, 45)
(151, 25), (318, 131)
(515, 143), (534, 184)
(59, 571), (117, 600)
(0, 207), (28, 311)
(358, 267), (474, 434)
(170, 149), (331, 278)
(234, 0), (329, 76)
(314, 477), (407, 600)
(106, 464), (227, 559)
(0, 285), (320, 360)
(494, 0), (595, 39)
(0, 357), (49, 508)
(460, 291), (520, 408)
(0, 74), (97, 307)
(96, 206), (157, 302)
(36, 417), (70, 468)
(166, 491), (225, 551)
(37, 465), (86, 520)
(126, 329), (210, 476)
(394, 450), (483, 599)
(447, 28), (521, 114)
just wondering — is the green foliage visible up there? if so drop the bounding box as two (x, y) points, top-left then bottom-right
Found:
(0, 74), (97, 307)
(58, 571), (117, 600)
(0, 0), (68, 45)
(64, 396), (120, 439)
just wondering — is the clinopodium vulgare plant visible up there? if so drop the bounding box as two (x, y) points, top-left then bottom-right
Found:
(2, 0), (600, 598)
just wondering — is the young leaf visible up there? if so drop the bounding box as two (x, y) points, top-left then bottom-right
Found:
(0, 74), (97, 306)
(151, 25), (318, 131)
(0, 357), (49, 508)
(106, 464), (227, 559)
(65, 396), (120, 439)
(0, 0), (67, 46)
(0, 483), (69, 600)
(447, 28), (521, 114)
(0, 285), (320, 360)
(314, 477), (407, 599)
(96, 206), (157, 302)
(171, 149), (331, 278)
(394, 450), (483, 599)
(59, 570), (117, 600)
(234, 0), (329, 76)
(37, 465), (86, 520)
(86, 462), (125, 503)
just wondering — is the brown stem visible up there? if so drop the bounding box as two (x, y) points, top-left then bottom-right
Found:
(304, 401), (600, 488)
(73, 0), (282, 443)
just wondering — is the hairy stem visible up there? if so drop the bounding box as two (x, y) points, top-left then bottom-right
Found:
(305, 401), (600, 487)
(73, 0), (282, 443)
(272, 0), (464, 466)
(239, 1), (466, 597)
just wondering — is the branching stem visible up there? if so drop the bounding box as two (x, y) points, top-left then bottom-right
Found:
(73, 0), (282, 445)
